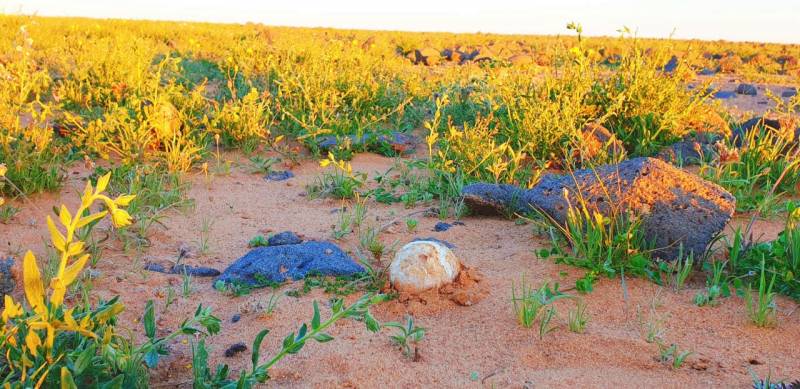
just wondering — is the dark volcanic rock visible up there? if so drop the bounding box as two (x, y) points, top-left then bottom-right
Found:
(267, 231), (303, 246)
(145, 262), (220, 277)
(462, 158), (736, 261)
(733, 116), (800, 146)
(216, 241), (364, 286)
(0, 258), (15, 307)
(171, 264), (220, 277)
(433, 222), (452, 232)
(736, 83), (758, 96)
(662, 55), (679, 73)
(656, 133), (723, 166)
(144, 262), (168, 273)
(462, 183), (527, 216)
(265, 170), (294, 181)
(713, 91), (736, 99)
(782, 87), (797, 98)
(224, 343), (247, 358)
(698, 68), (717, 76)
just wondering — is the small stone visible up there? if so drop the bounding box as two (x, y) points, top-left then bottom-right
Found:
(662, 55), (679, 73)
(0, 258), (16, 307)
(782, 87), (797, 98)
(713, 91), (736, 99)
(736, 83), (758, 96)
(231, 313), (241, 323)
(433, 222), (452, 232)
(224, 342), (247, 358)
(390, 240), (462, 293)
(267, 231), (303, 246)
(265, 170), (294, 181)
(144, 262), (168, 273)
(171, 264), (221, 277)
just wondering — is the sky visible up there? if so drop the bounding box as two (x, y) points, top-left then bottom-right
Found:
(2, 0), (799, 44)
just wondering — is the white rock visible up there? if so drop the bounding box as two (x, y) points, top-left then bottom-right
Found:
(389, 240), (461, 293)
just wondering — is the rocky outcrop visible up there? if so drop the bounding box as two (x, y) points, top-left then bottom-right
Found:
(216, 241), (364, 286)
(463, 158), (736, 260)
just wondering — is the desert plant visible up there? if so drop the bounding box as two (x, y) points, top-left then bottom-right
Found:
(694, 260), (730, 306)
(384, 315), (426, 359)
(307, 153), (366, 199)
(568, 299), (590, 334)
(0, 173), (220, 386)
(744, 259), (778, 328)
(538, 198), (657, 292)
(192, 294), (388, 387)
(248, 234), (269, 248)
(511, 276), (570, 337)
(657, 342), (693, 369)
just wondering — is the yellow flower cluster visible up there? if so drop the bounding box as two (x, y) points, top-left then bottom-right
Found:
(319, 152), (354, 176)
(1, 172), (134, 361)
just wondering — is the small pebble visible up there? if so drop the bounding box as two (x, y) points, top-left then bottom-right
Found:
(231, 314), (241, 323)
(434, 222), (452, 232)
(265, 170), (294, 181)
(224, 342), (247, 357)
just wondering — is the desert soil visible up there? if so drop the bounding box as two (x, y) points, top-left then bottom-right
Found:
(1, 148), (798, 388)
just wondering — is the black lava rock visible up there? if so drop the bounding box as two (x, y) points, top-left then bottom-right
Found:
(144, 262), (168, 273)
(433, 222), (452, 232)
(0, 258), (15, 307)
(463, 158), (736, 261)
(662, 55), (679, 73)
(267, 231), (303, 246)
(145, 262), (220, 277)
(216, 241), (364, 286)
(171, 264), (221, 277)
(736, 83), (758, 96)
(265, 170), (294, 181)
(224, 343), (247, 358)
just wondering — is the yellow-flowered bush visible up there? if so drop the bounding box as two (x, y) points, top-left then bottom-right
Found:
(0, 174), (221, 387)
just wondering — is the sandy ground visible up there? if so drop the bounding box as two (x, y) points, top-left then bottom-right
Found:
(1, 150), (799, 388)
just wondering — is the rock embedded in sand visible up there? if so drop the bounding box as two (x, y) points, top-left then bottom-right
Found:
(736, 83), (758, 96)
(656, 133), (724, 166)
(267, 231), (303, 246)
(265, 170), (294, 181)
(462, 157), (736, 261)
(216, 241), (364, 286)
(0, 258), (16, 307)
(733, 116), (800, 147)
(390, 240), (462, 293)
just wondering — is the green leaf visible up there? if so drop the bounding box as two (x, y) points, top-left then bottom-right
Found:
(311, 301), (321, 330)
(296, 323), (308, 341)
(312, 332), (334, 343)
(364, 312), (380, 332)
(60, 368), (77, 389)
(282, 332), (295, 350)
(143, 300), (156, 339)
(251, 329), (270, 369)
